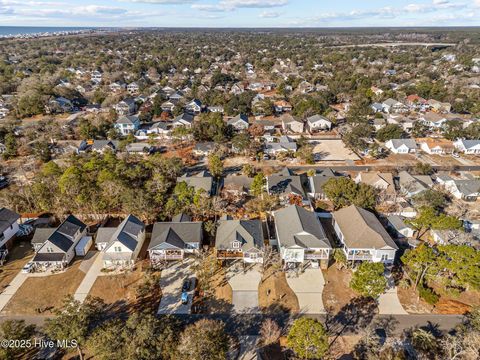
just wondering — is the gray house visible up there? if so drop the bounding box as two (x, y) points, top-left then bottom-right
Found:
(267, 168), (308, 205)
(95, 215), (146, 268)
(274, 205), (331, 269)
(31, 215), (87, 270)
(215, 218), (264, 263)
(149, 214), (203, 262)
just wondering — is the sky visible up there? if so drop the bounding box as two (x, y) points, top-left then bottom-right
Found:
(0, 0), (479, 28)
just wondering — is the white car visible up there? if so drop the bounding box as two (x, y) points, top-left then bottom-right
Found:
(452, 153), (460, 158)
(22, 262), (34, 273)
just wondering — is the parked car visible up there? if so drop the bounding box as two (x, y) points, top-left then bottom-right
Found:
(452, 152), (460, 158)
(22, 262), (34, 273)
(181, 292), (189, 305)
(182, 279), (191, 292)
(0, 176), (8, 189)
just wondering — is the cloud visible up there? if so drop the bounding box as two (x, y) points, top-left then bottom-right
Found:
(193, 0), (287, 12)
(259, 11), (280, 18)
(120, 0), (196, 4)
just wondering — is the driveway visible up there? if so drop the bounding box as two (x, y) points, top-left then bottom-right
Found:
(378, 269), (408, 315)
(286, 268), (325, 314)
(0, 272), (28, 312)
(74, 252), (103, 303)
(227, 264), (261, 313)
(157, 259), (195, 315)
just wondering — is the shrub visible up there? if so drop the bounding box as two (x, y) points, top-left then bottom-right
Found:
(418, 284), (439, 305)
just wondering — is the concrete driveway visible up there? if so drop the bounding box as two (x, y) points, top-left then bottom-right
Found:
(227, 264), (261, 313)
(286, 268), (325, 314)
(378, 269), (408, 315)
(157, 259), (195, 315)
(0, 272), (28, 312)
(74, 252), (103, 303)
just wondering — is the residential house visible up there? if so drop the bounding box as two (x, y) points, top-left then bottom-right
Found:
(185, 99), (202, 114)
(78, 140), (119, 154)
(454, 139), (480, 154)
(398, 171), (433, 197)
(405, 95), (427, 111)
(193, 142), (216, 157)
(420, 112), (447, 129)
(267, 168), (308, 205)
(127, 82), (140, 95)
(387, 215), (415, 238)
(161, 101), (175, 113)
(418, 138), (454, 155)
(308, 169), (341, 200)
(90, 70), (102, 83)
(125, 142), (153, 155)
(215, 218), (264, 263)
(282, 114), (304, 134)
(109, 82), (126, 92)
(149, 214), (203, 262)
(135, 121), (171, 139)
(230, 83), (245, 95)
(208, 105), (224, 113)
(31, 215), (87, 270)
(0, 208), (20, 250)
(441, 177), (480, 201)
(355, 172), (396, 199)
(371, 103), (384, 113)
(95, 215), (145, 268)
(114, 98), (136, 115)
(387, 115), (416, 133)
(264, 136), (297, 156)
(427, 99), (451, 113)
(177, 171), (213, 195)
(333, 205), (398, 263)
(172, 112), (194, 128)
(222, 174), (253, 197)
(382, 98), (407, 113)
(274, 205), (332, 269)
(385, 139), (417, 154)
(115, 115), (140, 136)
(46, 97), (73, 114)
(169, 91), (184, 103)
(274, 100), (292, 113)
(228, 114), (249, 131)
(306, 115), (332, 132)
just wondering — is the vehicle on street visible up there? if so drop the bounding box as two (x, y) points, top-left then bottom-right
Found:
(181, 292), (189, 304)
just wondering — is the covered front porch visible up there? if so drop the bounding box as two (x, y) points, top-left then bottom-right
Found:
(343, 247), (373, 261)
(149, 249), (184, 262)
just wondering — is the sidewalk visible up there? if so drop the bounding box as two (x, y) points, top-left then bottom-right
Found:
(74, 252), (103, 303)
(0, 272), (28, 312)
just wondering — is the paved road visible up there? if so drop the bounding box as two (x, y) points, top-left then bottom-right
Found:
(286, 268), (326, 314)
(227, 265), (261, 314)
(0, 271), (28, 312)
(157, 259), (195, 315)
(74, 252), (103, 303)
(289, 165), (480, 172)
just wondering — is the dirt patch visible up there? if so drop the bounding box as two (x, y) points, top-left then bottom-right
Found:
(397, 286), (433, 314)
(434, 299), (472, 314)
(193, 264), (233, 314)
(2, 260), (86, 315)
(0, 239), (34, 291)
(89, 268), (144, 304)
(322, 265), (356, 313)
(258, 268), (299, 313)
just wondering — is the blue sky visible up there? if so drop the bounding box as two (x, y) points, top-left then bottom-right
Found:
(0, 0), (479, 27)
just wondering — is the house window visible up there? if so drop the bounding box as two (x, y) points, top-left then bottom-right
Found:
(46, 247), (54, 253)
(114, 246), (122, 252)
(249, 253), (258, 259)
(381, 254), (388, 261)
(232, 241), (241, 249)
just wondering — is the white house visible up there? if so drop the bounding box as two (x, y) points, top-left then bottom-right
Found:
(215, 218), (264, 264)
(385, 139), (417, 154)
(418, 138), (454, 155)
(333, 205), (398, 263)
(115, 115), (140, 136)
(274, 205), (332, 269)
(96, 215), (145, 268)
(0, 208), (20, 250)
(454, 139), (480, 155)
(185, 99), (202, 114)
(306, 114), (332, 132)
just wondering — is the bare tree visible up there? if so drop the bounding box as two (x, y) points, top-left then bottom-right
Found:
(259, 319), (282, 346)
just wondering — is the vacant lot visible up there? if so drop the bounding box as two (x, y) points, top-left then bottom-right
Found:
(311, 140), (360, 161)
(259, 268), (299, 313)
(322, 265), (357, 313)
(0, 240), (34, 291)
(2, 260), (85, 315)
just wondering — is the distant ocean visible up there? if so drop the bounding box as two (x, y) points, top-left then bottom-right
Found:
(0, 26), (95, 36)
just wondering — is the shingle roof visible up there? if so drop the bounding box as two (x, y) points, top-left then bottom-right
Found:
(215, 219), (263, 251)
(274, 205), (331, 249)
(333, 205), (398, 250)
(267, 173), (307, 198)
(150, 222), (203, 250)
(0, 208), (19, 234)
(102, 215), (145, 252)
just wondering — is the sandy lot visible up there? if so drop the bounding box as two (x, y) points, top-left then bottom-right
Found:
(0, 240), (34, 291)
(310, 140), (360, 161)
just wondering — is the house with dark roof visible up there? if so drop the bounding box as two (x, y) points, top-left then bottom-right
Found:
(274, 205), (331, 269)
(227, 114), (249, 131)
(149, 214), (203, 262)
(0, 208), (20, 250)
(31, 215), (87, 270)
(177, 171), (214, 195)
(398, 171), (433, 197)
(95, 215), (145, 268)
(115, 115), (140, 136)
(307, 169), (341, 200)
(222, 174), (253, 197)
(306, 114), (332, 132)
(78, 140), (120, 153)
(215, 218), (264, 263)
(185, 99), (202, 114)
(172, 112), (194, 128)
(267, 168), (308, 205)
(333, 205), (398, 263)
